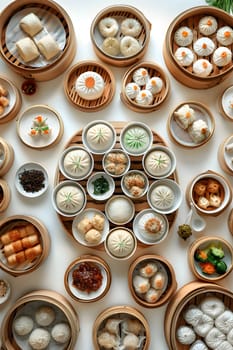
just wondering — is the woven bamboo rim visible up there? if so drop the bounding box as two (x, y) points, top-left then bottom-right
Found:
(120, 61), (170, 113)
(219, 85), (233, 121)
(188, 235), (233, 282)
(128, 254), (177, 308)
(0, 179), (11, 213)
(64, 60), (116, 112)
(0, 0), (76, 81)
(0, 138), (14, 177)
(186, 169), (232, 217)
(90, 5), (151, 67)
(0, 215), (50, 277)
(167, 101), (215, 149)
(54, 122), (178, 250)
(163, 6), (233, 89)
(92, 305), (150, 350)
(218, 135), (233, 175)
(0, 76), (22, 125)
(0, 289), (79, 350)
(164, 281), (233, 350)
(64, 254), (111, 303)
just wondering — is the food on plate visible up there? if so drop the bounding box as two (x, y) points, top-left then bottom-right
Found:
(132, 68), (149, 86)
(150, 185), (175, 210)
(174, 47), (194, 66)
(121, 318), (144, 335)
(193, 59), (213, 77)
(205, 327), (226, 349)
(86, 123), (114, 152)
(216, 26), (233, 46)
(0, 84), (9, 115)
(104, 150), (129, 176)
(56, 184), (85, 214)
(145, 76), (164, 95)
(122, 124), (151, 154)
(16, 37), (40, 63)
(0, 223), (37, 245)
(125, 82), (140, 99)
(13, 315), (34, 336)
(35, 305), (55, 326)
(106, 228), (135, 258)
(193, 37), (215, 56)
(18, 168), (46, 193)
(123, 172), (146, 197)
(3, 234), (39, 257)
(29, 115), (51, 136)
(120, 36), (141, 57)
(122, 333), (140, 349)
(194, 243), (228, 276)
(7, 244), (42, 266)
(120, 18), (142, 37)
(75, 71), (105, 100)
(51, 322), (71, 344)
(176, 325), (196, 345)
(198, 16), (218, 36)
(174, 104), (196, 130)
(150, 271), (167, 290)
(194, 313), (214, 337)
(135, 89), (153, 105)
(37, 34), (60, 60)
(28, 328), (51, 350)
(76, 212), (105, 245)
(200, 295), (225, 318)
(84, 229), (102, 245)
(0, 279), (9, 299)
(106, 197), (134, 224)
(188, 119), (209, 144)
(19, 12), (43, 37)
(98, 17), (119, 37)
(144, 150), (172, 177)
(194, 182), (206, 196)
(63, 148), (92, 178)
(215, 310), (233, 334)
(213, 47), (232, 67)
(174, 26), (193, 46)
(102, 37), (120, 56)
(92, 175), (109, 195)
(72, 261), (103, 293)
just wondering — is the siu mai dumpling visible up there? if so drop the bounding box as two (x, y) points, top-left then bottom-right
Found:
(174, 26), (193, 46)
(37, 34), (60, 60)
(188, 119), (209, 144)
(174, 104), (195, 130)
(16, 37), (40, 63)
(20, 13), (43, 37)
(75, 71), (105, 100)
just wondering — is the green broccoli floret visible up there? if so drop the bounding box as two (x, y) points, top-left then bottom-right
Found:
(209, 245), (225, 259)
(216, 260), (227, 274)
(177, 224), (192, 240)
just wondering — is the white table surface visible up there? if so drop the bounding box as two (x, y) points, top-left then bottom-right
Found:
(0, 0), (233, 349)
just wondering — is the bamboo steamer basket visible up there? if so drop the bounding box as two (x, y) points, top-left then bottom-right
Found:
(0, 289), (79, 350)
(0, 215), (50, 277)
(0, 179), (11, 214)
(218, 135), (233, 175)
(219, 85), (233, 121)
(164, 281), (233, 350)
(0, 137), (14, 177)
(186, 170), (232, 217)
(120, 61), (170, 113)
(0, 0), (76, 81)
(64, 60), (116, 112)
(128, 254), (177, 308)
(93, 305), (150, 350)
(0, 76), (22, 125)
(163, 6), (233, 89)
(90, 5), (151, 67)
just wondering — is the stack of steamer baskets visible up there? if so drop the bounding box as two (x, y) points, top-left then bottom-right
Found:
(163, 6), (233, 89)
(0, 0), (76, 81)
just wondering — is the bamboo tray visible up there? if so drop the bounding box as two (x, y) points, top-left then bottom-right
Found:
(54, 122), (178, 249)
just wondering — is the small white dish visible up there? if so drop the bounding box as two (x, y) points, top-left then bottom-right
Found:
(142, 145), (176, 179)
(104, 227), (137, 260)
(0, 278), (11, 305)
(52, 180), (86, 217)
(147, 179), (182, 215)
(120, 121), (153, 156)
(121, 170), (149, 199)
(15, 162), (49, 198)
(72, 208), (109, 247)
(133, 209), (169, 245)
(102, 148), (131, 178)
(59, 145), (94, 181)
(220, 85), (233, 120)
(105, 195), (135, 225)
(87, 172), (115, 201)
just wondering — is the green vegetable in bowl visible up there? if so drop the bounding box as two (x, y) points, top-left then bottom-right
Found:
(209, 245), (225, 259)
(195, 248), (208, 262)
(216, 260), (227, 274)
(177, 224), (192, 240)
(92, 176), (109, 195)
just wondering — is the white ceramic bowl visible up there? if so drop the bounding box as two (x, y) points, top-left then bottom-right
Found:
(102, 148), (131, 178)
(105, 195), (135, 225)
(59, 145), (94, 181)
(142, 145), (176, 179)
(15, 162), (49, 198)
(121, 170), (149, 199)
(147, 179), (182, 215)
(72, 208), (109, 247)
(87, 172), (115, 201)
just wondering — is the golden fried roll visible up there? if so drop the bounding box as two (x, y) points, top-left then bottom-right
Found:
(3, 240), (23, 257)
(7, 251), (26, 266)
(22, 234), (39, 248)
(24, 244), (42, 261)
(1, 224), (37, 245)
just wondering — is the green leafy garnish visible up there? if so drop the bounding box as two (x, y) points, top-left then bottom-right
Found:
(92, 176), (109, 195)
(205, 0), (233, 14)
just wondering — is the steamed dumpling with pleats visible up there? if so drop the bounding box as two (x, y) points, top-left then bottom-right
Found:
(63, 148), (92, 178)
(86, 123), (114, 152)
(205, 327), (226, 349)
(37, 34), (60, 60)
(213, 47), (232, 67)
(135, 89), (153, 106)
(125, 82), (140, 99)
(218, 341), (233, 350)
(146, 77), (164, 95)
(190, 340), (208, 350)
(199, 16), (218, 36)
(75, 71), (105, 100)
(174, 26), (193, 46)
(150, 185), (175, 210)
(217, 26), (233, 46)
(132, 68), (149, 86)
(174, 104), (196, 130)
(200, 296), (225, 319)
(215, 310), (233, 334)
(176, 325), (196, 345)
(183, 305), (203, 327)
(193, 59), (213, 77)
(107, 229), (135, 258)
(193, 37), (215, 56)
(174, 47), (194, 66)
(56, 185), (85, 214)
(188, 119), (209, 144)
(194, 313), (214, 337)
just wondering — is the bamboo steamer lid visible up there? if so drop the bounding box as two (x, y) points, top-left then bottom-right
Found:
(0, 215), (50, 277)
(163, 6), (233, 89)
(93, 305), (150, 350)
(0, 0), (76, 81)
(1, 289), (79, 350)
(0, 137), (14, 177)
(90, 5), (151, 67)
(0, 179), (11, 213)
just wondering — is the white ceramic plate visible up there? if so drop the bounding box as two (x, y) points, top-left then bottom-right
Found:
(17, 105), (63, 149)
(221, 86), (233, 120)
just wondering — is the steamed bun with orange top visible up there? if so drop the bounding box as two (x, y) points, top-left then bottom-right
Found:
(75, 71), (105, 100)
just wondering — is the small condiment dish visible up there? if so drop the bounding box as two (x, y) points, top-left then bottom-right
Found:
(188, 236), (233, 282)
(102, 148), (131, 178)
(105, 195), (135, 225)
(142, 145), (176, 179)
(87, 172), (115, 202)
(121, 170), (149, 199)
(104, 227), (137, 260)
(133, 209), (169, 245)
(147, 179), (182, 215)
(64, 255), (111, 302)
(0, 278), (11, 305)
(72, 208), (109, 247)
(15, 162), (49, 198)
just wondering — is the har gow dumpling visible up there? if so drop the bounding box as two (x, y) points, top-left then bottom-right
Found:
(97, 331), (119, 349)
(193, 37), (215, 56)
(193, 59), (213, 77)
(144, 288), (161, 303)
(121, 318), (144, 336)
(105, 318), (121, 335)
(174, 47), (194, 67)
(174, 104), (196, 130)
(122, 333), (139, 349)
(139, 262), (158, 278)
(20, 13), (43, 37)
(213, 47), (232, 67)
(217, 26), (233, 46)
(199, 16), (218, 36)
(151, 271), (167, 290)
(75, 71), (105, 100)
